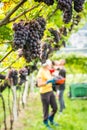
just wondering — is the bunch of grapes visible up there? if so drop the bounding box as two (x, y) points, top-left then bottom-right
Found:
(73, 15), (81, 25)
(8, 69), (18, 86)
(59, 27), (67, 36)
(69, 15), (81, 32)
(17, 48), (23, 57)
(23, 42), (41, 62)
(13, 17), (46, 62)
(63, 8), (72, 23)
(58, 0), (72, 23)
(23, 18), (46, 62)
(62, 41), (66, 47)
(40, 43), (52, 63)
(19, 67), (28, 85)
(53, 43), (60, 50)
(41, 43), (48, 63)
(30, 64), (38, 72)
(74, 0), (85, 12)
(34, 0), (54, 5)
(24, 66), (31, 75)
(13, 20), (27, 49)
(0, 82), (10, 93)
(0, 74), (6, 80)
(48, 28), (60, 43)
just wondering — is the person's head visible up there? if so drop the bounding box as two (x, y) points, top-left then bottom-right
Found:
(52, 61), (55, 66)
(52, 60), (60, 70)
(42, 59), (52, 69)
(59, 59), (66, 66)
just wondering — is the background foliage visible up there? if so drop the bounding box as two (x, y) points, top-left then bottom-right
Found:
(51, 52), (87, 73)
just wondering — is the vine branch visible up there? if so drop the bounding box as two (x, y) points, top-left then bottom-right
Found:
(0, 0), (27, 27)
(46, 5), (59, 21)
(9, 4), (40, 23)
(0, 57), (20, 73)
(0, 49), (13, 63)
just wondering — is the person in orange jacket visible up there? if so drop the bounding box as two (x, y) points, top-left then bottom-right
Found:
(56, 59), (66, 113)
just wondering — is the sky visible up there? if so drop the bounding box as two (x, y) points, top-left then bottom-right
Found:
(69, 24), (87, 48)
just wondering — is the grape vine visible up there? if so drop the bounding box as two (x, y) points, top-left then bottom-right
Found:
(57, 0), (72, 23)
(41, 43), (52, 63)
(13, 17), (46, 62)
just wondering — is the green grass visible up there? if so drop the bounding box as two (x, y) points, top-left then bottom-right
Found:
(20, 93), (87, 130)
(0, 74), (87, 130)
(0, 88), (11, 124)
(13, 89), (87, 130)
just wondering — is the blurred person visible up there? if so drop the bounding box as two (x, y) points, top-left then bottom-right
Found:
(46, 60), (65, 92)
(56, 59), (66, 113)
(47, 59), (66, 113)
(37, 59), (58, 130)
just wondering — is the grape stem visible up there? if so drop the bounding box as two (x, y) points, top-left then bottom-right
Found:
(0, 57), (20, 73)
(0, 49), (13, 63)
(0, 0), (27, 27)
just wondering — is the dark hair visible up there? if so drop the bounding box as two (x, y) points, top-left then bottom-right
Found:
(57, 68), (60, 70)
(52, 61), (55, 65)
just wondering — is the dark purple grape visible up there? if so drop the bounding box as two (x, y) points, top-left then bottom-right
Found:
(74, 0), (85, 12)
(58, 0), (72, 23)
(49, 28), (60, 43)
(13, 17), (46, 62)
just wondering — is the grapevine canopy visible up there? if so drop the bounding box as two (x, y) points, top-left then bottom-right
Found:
(0, 0), (87, 71)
